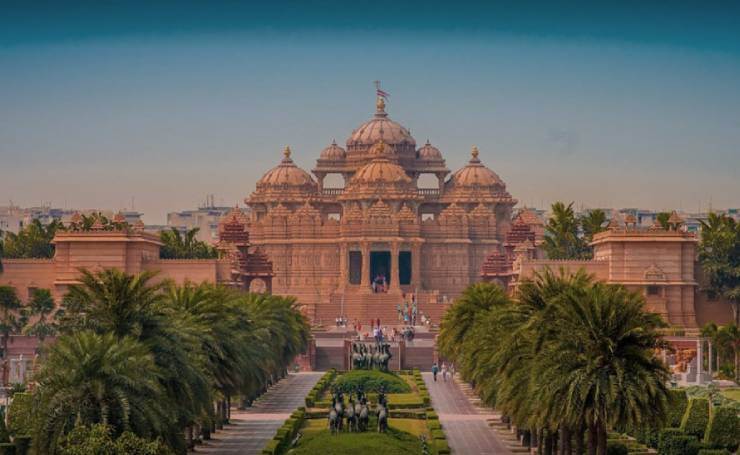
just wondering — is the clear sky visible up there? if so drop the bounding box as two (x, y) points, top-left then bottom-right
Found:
(1, 1), (739, 224)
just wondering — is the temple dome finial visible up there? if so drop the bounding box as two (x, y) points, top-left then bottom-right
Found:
(283, 146), (291, 159)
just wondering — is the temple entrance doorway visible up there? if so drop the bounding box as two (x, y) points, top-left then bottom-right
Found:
(399, 251), (411, 285)
(370, 251), (391, 286)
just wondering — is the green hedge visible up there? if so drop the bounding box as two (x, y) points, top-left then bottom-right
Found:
(334, 370), (411, 394)
(703, 406), (739, 452)
(433, 438), (451, 455)
(697, 450), (730, 455)
(13, 436), (30, 455)
(668, 389), (690, 427)
(262, 407), (306, 454)
(426, 410), (439, 420)
(681, 398), (710, 439)
(0, 443), (15, 455)
(659, 429), (696, 455)
(305, 369), (336, 408)
(7, 394), (33, 437)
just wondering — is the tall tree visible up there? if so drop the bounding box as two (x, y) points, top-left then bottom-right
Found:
(21, 288), (57, 342)
(580, 209), (607, 243)
(2, 219), (63, 259)
(32, 331), (168, 454)
(544, 202), (590, 260)
(0, 286), (21, 386)
(656, 212), (672, 229)
(698, 212), (740, 327)
(159, 228), (217, 259)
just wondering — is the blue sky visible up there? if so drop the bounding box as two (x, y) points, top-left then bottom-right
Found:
(1, 1), (739, 223)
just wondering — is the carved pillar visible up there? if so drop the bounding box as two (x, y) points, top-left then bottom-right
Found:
(316, 173), (325, 192)
(411, 243), (422, 290)
(390, 242), (400, 291)
(437, 173), (445, 192)
(360, 242), (370, 290)
(339, 243), (348, 289)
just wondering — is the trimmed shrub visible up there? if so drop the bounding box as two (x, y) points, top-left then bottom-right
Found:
(430, 429), (445, 440)
(6, 393), (33, 437)
(606, 441), (629, 455)
(668, 389), (690, 427)
(434, 438), (451, 455)
(426, 410), (439, 420)
(659, 429), (697, 455)
(0, 443), (15, 455)
(681, 398), (710, 439)
(334, 370), (411, 393)
(697, 450), (730, 455)
(703, 406), (739, 452)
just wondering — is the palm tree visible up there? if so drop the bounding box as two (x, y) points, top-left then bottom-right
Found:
(544, 202), (589, 260)
(698, 212), (740, 327)
(438, 282), (511, 362)
(62, 268), (164, 338)
(62, 269), (210, 451)
(32, 331), (168, 454)
(580, 209), (607, 243)
(159, 228), (217, 259)
(21, 288), (58, 342)
(2, 219), (63, 259)
(535, 283), (670, 455)
(0, 286), (21, 386)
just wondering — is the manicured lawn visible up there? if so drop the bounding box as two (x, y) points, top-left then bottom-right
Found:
(334, 370), (412, 393)
(720, 388), (740, 402)
(389, 418), (430, 437)
(291, 427), (422, 454)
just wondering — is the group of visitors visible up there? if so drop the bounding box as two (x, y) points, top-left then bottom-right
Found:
(431, 361), (454, 383)
(372, 274), (388, 293)
(334, 315), (348, 327)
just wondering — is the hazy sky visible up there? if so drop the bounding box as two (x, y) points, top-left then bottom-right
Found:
(1, 1), (739, 223)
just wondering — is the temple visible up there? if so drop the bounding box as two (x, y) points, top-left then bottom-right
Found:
(243, 96), (517, 324)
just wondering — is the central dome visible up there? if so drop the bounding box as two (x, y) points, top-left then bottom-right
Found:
(351, 142), (412, 185)
(347, 97), (416, 151)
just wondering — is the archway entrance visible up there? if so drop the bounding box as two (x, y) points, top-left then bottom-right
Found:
(370, 251), (391, 286)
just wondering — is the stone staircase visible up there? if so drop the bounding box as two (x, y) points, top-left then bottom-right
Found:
(314, 291), (451, 327)
(454, 375), (531, 454)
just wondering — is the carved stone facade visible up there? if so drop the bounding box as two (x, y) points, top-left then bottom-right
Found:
(246, 96), (517, 323)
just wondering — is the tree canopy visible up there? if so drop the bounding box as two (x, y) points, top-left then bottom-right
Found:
(159, 228), (218, 259)
(439, 271), (670, 455)
(543, 202), (606, 260)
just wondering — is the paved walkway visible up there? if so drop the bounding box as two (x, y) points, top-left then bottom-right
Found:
(423, 372), (511, 454)
(198, 372), (322, 454)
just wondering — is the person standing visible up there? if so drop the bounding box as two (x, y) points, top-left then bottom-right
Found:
(441, 362), (449, 382)
(432, 362), (439, 382)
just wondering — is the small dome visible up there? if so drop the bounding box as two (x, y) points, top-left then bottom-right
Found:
(448, 146), (504, 188)
(347, 97), (415, 148)
(257, 146), (317, 188)
(319, 140), (346, 160)
(350, 141), (411, 185)
(417, 140), (442, 160)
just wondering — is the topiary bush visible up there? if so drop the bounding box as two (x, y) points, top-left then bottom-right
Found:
(6, 393), (34, 438)
(333, 370), (411, 393)
(659, 428), (698, 455)
(681, 398), (710, 439)
(668, 389), (690, 427)
(606, 441), (629, 455)
(703, 406), (739, 452)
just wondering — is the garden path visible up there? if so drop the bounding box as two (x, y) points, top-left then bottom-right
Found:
(198, 372), (322, 454)
(423, 372), (512, 454)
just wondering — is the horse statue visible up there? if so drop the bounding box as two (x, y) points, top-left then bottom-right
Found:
(377, 402), (388, 433)
(328, 401), (340, 434)
(345, 393), (358, 432)
(358, 394), (369, 432)
(334, 391), (344, 431)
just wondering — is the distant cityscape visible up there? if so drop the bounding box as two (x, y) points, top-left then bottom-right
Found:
(1, 197), (736, 243)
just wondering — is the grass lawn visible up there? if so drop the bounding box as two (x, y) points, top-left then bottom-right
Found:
(291, 427), (422, 454)
(389, 418), (430, 437)
(720, 388), (740, 402)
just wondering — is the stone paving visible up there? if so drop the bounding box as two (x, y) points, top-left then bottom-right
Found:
(423, 372), (512, 454)
(197, 372), (322, 454)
